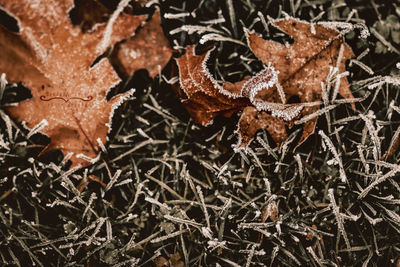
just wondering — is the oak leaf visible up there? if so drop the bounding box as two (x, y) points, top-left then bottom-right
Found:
(175, 16), (355, 148)
(0, 0), (147, 167)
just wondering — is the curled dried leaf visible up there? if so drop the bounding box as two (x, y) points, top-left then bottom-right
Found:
(175, 16), (356, 148)
(174, 46), (250, 125)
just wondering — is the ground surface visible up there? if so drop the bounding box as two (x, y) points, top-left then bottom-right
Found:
(1, 0), (400, 266)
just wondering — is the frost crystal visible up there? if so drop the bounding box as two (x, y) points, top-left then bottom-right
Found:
(240, 65), (304, 121)
(241, 64), (278, 103)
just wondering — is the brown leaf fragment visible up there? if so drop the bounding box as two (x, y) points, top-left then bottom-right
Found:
(0, 0), (146, 167)
(154, 256), (169, 267)
(111, 10), (172, 79)
(306, 224), (318, 241)
(154, 253), (184, 267)
(382, 125), (400, 160)
(77, 176), (90, 193)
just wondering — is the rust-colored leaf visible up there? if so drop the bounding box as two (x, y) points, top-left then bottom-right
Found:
(0, 0), (147, 167)
(154, 253), (184, 267)
(175, 16), (356, 148)
(175, 46), (250, 126)
(111, 10), (172, 79)
(244, 17), (355, 146)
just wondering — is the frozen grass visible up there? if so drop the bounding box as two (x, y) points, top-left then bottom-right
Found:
(1, 0), (400, 266)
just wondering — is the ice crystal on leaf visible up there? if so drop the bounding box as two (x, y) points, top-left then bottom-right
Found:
(0, 0), (170, 167)
(175, 16), (356, 148)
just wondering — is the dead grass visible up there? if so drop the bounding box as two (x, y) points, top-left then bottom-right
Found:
(1, 0), (400, 266)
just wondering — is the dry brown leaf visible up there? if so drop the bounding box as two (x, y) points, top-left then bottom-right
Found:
(0, 0), (147, 167)
(111, 10), (172, 79)
(175, 46), (250, 125)
(244, 17), (355, 147)
(175, 16), (356, 148)
(154, 252), (184, 267)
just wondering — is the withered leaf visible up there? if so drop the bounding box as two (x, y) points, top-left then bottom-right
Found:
(244, 17), (355, 147)
(175, 16), (356, 148)
(111, 10), (172, 79)
(154, 252), (185, 267)
(0, 0), (146, 167)
(175, 46), (250, 125)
